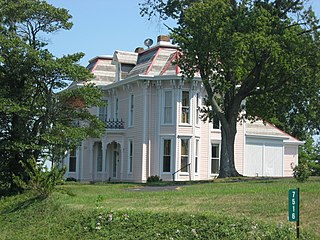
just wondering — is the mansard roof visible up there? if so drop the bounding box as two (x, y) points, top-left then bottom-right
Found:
(84, 36), (184, 86)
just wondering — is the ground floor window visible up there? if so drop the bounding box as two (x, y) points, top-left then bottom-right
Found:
(195, 139), (199, 174)
(162, 139), (172, 172)
(69, 148), (76, 172)
(211, 144), (220, 174)
(128, 140), (133, 173)
(181, 139), (189, 172)
(97, 142), (102, 172)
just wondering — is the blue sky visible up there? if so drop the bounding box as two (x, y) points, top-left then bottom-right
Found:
(46, 0), (320, 67)
(46, 0), (174, 66)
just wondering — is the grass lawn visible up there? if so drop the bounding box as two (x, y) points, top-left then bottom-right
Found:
(0, 177), (319, 239)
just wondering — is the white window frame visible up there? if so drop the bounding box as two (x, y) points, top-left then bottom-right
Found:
(129, 94), (134, 127)
(196, 93), (200, 126)
(114, 98), (119, 120)
(162, 90), (173, 125)
(69, 148), (77, 172)
(195, 139), (199, 175)
(99, 99), (109, 122)
(212, 115), (220, 130)
(211, 143), (220, 175)
(96, 142), (103, 172)
(128, 139), (133, 174)
(181, 90), (190, 124)
(161, 137), (173, 173)
(180, 138), (190, 174)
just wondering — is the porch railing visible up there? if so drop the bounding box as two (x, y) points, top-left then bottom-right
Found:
(105, 118), (125, 129)
(172, 163), (191, 182)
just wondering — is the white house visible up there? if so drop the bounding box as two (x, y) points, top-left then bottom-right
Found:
(64, 35), (303, 182)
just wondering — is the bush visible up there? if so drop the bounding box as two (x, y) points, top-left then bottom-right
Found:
(66, 177), (77, 182)
(293, 163), (311, 182)
(147, 175), (162, 183)
(14, 158), (66, 199)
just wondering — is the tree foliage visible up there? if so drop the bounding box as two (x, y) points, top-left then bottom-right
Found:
(140, 0), (320, 177)
(0, 0), (105, 191)
(299, 136), (320, 176)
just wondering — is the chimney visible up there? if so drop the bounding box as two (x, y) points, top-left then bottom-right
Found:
(157, 35), (170, 43)
(134, 47), (144, 53)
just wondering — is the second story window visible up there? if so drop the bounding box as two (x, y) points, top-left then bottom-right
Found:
(181, 91), (190, 124)
(99, 100), (108, 122)
(196, 93), (200, 125)
(129, 94), (134, 126)
(212, 115), (220, 130)
(114, 98), (119, 120)
(163, 90), (173, 124)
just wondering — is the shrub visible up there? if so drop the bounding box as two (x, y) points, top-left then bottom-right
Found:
(147, 175), (162, 183)
(293, 163), (311, 182)
(14, 158), (66, 199)
(66, 177), (77, 182)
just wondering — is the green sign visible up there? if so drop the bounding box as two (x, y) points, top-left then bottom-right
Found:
(288, 189), (299, 222)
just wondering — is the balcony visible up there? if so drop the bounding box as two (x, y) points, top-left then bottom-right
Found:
(104, 119), (125, 129)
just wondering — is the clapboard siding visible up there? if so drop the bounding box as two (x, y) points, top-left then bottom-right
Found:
(284, 145), (298, 177)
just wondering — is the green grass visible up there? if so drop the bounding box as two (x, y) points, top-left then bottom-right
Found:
(0, 177), (319, 239)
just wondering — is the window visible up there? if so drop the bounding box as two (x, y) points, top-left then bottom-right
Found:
(181, 139), (189, 172)
(163, 139), (171, 172)
(181, 91), (190, 123)
(69, 148), (76, 172)
(129, 94), (134, 126)
(97, 142), (102, 172)
(212, 115), (220, 129)
(195, 139), (199, 174)
(211, 144), (220, 174)
(196, 93), (200, 125)
(99, 100), (108, 122)
(128, 140), (133, 173)
(114, 98), (119, 120)
(163, 91), (173, 124)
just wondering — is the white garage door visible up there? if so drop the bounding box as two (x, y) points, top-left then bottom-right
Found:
(245, 138), (283, 177)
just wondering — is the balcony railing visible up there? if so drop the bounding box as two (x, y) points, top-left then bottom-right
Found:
(104, 118), (125, 129)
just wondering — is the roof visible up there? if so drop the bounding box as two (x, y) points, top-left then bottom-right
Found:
(112, 51), (138, 65)
(245, 119), (303, 145)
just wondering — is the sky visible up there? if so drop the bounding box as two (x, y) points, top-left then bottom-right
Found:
(45, 0), (175, 66)
(45, 0), (320, 67)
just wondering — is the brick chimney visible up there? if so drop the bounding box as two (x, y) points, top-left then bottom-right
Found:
(157, 35), (170, 43)
(134, 47), (144, 53)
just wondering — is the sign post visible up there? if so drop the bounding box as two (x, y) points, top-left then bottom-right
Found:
(288, 188), (300, 238)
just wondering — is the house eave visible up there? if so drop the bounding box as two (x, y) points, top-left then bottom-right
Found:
(245, 133), (289, 140)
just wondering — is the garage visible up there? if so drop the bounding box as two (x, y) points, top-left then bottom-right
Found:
(244, 137), (284, 177)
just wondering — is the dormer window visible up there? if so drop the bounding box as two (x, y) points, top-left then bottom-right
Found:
(112, 50), (138, 82)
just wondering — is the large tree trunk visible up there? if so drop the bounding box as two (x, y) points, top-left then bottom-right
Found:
(219, 115), (242, 178)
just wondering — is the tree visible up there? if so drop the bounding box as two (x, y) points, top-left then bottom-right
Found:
(0, 0), (105, 191)
(299, 136), (320, 176)
(140, 0), (320, 177)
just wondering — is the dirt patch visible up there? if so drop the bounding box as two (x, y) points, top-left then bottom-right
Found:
(125, 185), (181, 192)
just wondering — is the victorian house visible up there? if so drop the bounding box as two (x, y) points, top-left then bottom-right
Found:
(64, 35), (302, 182)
